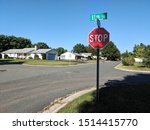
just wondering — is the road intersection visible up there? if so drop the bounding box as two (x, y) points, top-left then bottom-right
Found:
(0, 61), (149, 112)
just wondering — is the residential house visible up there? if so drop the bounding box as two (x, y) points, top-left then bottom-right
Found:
(60, 52), (83, 60)
(1, 46), (57, 60)
(134, 58), (144, 63)
(80, 53), (92, 60)
(60, 52), (92, 60)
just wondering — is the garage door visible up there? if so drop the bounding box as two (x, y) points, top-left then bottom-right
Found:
(47, 53), (56, 60)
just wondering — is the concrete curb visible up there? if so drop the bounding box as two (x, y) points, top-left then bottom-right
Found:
(115, 64), (150, 73)
(41, 87), (95, 113)
(23, 62), (94, 68)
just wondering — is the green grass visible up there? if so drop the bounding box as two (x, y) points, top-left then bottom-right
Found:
(0, 59), (86, 66)
(116, 62), (150, 72)
(58, 84), (150, 113)
(58, 91), (94, 113)
(25, 60), (86, 66)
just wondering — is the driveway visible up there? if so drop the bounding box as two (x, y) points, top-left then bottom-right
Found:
(0, 61), (149, 112)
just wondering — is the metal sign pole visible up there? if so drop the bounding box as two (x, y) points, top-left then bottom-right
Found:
(96, 18), (101, 102)
(88, 13), (109, 102)
(96, 48), (100, 102)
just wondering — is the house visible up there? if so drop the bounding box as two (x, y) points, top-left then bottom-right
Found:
(1, 46), (57, 60)
(60, 52), (83, 60)
(80, 53), (92, 60)
(29, 49), (57, 60)
(134, 58), (144, 63)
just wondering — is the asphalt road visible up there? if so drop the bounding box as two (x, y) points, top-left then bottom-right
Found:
(0, 61), (148, 112)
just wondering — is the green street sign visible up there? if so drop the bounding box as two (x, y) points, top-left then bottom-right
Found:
(90, 13), (107, 21)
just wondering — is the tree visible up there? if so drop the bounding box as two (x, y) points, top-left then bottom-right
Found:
(101, 41), (121, 60)
(0, 35), (32, 52)
(56, 47), (67, 56)
(144, 45), (150, 58)
(121, 50), (135, 66)
(121, 50), (134, 58)
(73, 43), (87, 53)
(143, 45), (150, 68)
(34, 42), (49, 49)
(133, 43), (146, 58)
(85, 45), (96, 55)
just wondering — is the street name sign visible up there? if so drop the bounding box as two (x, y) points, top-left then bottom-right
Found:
(90, 13), (107, 21)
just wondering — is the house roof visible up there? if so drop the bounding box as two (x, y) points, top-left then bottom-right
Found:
(74, 53), (83, 57)
(60, 52), (83, 57)
(81, 53), (92, 57)
(1, 48), (56, 54)
(31, 49), (52, 54)
(1, 48), (35, 54)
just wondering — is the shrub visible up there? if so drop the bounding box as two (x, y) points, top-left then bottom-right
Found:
(42, 54), (46, 60)
(28, 57), (33, 59)
(0, 54), (2, 59)
(4, 55), (9, 59)
(122, 57), (135, 66)
(34, 54), (40, 60)
(143, 58), (150, 68)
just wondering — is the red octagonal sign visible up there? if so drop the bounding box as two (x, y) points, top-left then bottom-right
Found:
(88, 27), (110, 48)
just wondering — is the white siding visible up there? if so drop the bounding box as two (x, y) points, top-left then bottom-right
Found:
(60, 52), (76, 60)
(37, 54), (42, 59)
(134, 58), (144, 63)
(6, 54), (17, 58)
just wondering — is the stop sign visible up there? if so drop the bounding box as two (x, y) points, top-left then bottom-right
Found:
(88, 27), (109, 48)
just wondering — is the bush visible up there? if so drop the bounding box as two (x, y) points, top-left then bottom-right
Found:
(0, 54), (2, 59)
(4, 55), (9, 59)
(122, 57), (135, 66)
(34, 54), (40, 60)
(143, 58), (150, 68)
(42, 54), (46, 60)
(28, 57), (33, 59)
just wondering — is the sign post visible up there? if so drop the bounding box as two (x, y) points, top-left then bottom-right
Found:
(96, 44), (100, 102)
(88, 13), (109, 102)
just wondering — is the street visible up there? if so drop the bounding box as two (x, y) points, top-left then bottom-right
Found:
(0, 61), (146, 112)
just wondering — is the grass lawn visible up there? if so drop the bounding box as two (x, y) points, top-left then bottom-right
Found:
(0, 59), (86, 66)
(58, 91), (94, 113)
(116, 62), (150, 72)
(58, 84), (150, 113)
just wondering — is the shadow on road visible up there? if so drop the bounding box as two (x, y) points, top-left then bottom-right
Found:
(78, 73), (150, 113)
(0, 60), (24, 65)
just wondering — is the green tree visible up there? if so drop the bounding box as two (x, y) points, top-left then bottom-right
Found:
(34, 42), (49, 49)
(143, 45), (150, 68)
(17, 37), (32, 48)
(101, 41), (121, 60)
(133, 43), (146, 57)
(121, 50), (134, 58)
(0, 35), (32, 52)
(56, 47), (67, 56)
(0, 35), (8, 52)
(85, 45), (96, 55)
(73, 43), (87, 53)
(144, 45), (150, 58)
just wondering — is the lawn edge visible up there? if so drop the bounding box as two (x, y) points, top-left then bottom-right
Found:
(41, 87), (95, 113)
(115, 63), (150, 73)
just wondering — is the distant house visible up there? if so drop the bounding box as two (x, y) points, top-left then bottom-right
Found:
(134, 58), (144, 63)
(60, 52), (83, 60)
(1, 46), (57, 60)
(60, 52), (92, 60)
(81, 53), (92, 60)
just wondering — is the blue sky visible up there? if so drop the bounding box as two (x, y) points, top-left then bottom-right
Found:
(0, 0), (150, 52)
